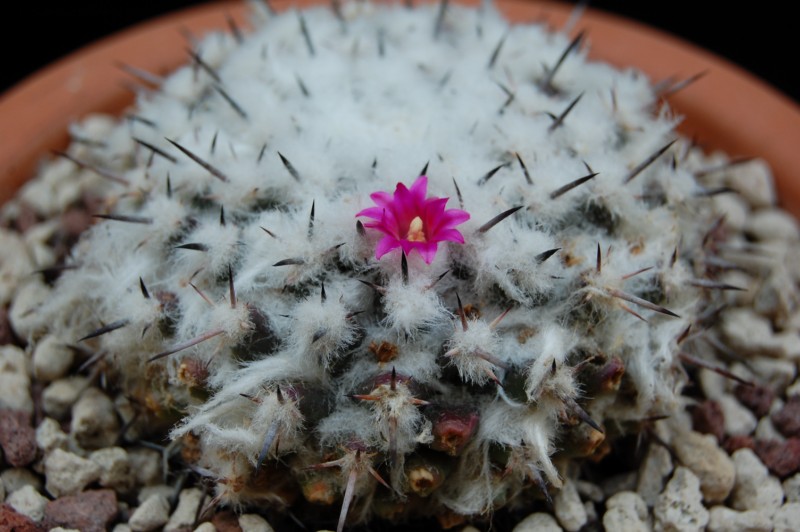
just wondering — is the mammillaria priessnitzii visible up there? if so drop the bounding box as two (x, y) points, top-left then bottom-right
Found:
(6, 1), (745, 529)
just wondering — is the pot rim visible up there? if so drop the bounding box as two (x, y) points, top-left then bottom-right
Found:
(1, 0), (799, 214)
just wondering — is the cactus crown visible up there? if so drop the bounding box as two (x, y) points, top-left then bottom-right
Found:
(21, 1), (722, 528)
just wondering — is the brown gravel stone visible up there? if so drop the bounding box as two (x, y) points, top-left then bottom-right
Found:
(0, 503), (41, 532)
(755, 438), (800, 478)
(0, 410), (37, 467)
(43, 489), (118, 532)
(724, 435), (756, 454)
(734, 383), (775, 418)
(772, 395), (800, 437)
(692, 400), (726, 441)
(212, 510), (244, 532)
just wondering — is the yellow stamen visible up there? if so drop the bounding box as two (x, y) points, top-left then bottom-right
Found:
(407, 216), (426, 242)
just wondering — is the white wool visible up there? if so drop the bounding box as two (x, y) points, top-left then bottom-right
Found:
(318, 404), (381, 449)
(525, 326), (576, 402)
(381, 276), (449, 337)
(445, 319), (502, 386)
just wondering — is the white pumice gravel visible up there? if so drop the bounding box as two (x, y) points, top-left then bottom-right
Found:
(44, 448), (102, 497)
(90, 446), (133, 491)
(42, 375), (89, 420)
(35, 416), (69, 454)
(707, 506), (772, 532)
(773, 502), (800, 532)
(0, 345), (33, 413)
(6, 484), (48, 522)
(137, 484), (174, 505)
(7, 278), (50, 340)
(730, 448), (784, 516)
(553, 479), (587, 532)
(128, 493), (171, 532)
(511, 512), (564, 532)
(717, 394), (758, 436)
(164, 487), (204, 532)
(0, 228), (34, 306)
(602, 491), (649, 532)
(698, 368), (728, 401)
(653, 467), (709, 532)
(239, 513), (276, 532)
(127, 447), (162, 487)
(757, 415), (786, 442)
(671, 429), (735, 504)
(70, 387), (121, 449)
(783, 473), (800, 502)
(1, 467), (42, 494)
(31, 334), (74, 382)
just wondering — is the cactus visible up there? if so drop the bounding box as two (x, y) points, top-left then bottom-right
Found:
(14, 1), (735, 529)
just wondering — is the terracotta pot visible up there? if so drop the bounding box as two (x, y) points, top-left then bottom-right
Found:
(1, 0), (799, 215)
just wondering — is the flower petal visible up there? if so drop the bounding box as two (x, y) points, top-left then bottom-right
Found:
(356, 206), (386, 220)
(417, 242), (439, 264)
(435, 228), (466, 244)
(369, 191), (395, 208)
(441, 208), (471, 226)
(409, 176), (428, 205)
(375, 236), (401, 259)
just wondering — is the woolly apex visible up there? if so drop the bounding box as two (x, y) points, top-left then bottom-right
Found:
(357, 176), (470, 264)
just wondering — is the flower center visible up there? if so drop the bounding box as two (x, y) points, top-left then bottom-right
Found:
(406, 216), (427, 242)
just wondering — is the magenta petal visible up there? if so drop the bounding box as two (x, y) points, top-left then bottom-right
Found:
(409, 176), (428, 204)
(442, 209), (471, 225)
(418, 242), (438, 264)
(435, 228), (466, 243)
(370, 191), (394, 208)
(375, 236), (400, 259)
(356, 206), (386, 220)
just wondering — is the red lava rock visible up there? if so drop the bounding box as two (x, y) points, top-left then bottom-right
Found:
(735, 383), (775, 418)
(723, 434), (755, 454)
(43, 489), (118, 532)
(212, 510), (244, 532)
(0, 503), (41, 532)
(772, 395), (800, 438)
(755, 438), (800, 478)
(0, 410), (37, 467)
(691, 400), (725, 441)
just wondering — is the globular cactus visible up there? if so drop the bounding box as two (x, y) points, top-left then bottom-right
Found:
(14, 0), (734, 529)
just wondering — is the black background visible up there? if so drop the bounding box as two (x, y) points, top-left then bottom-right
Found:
(1, 1), (796, 104)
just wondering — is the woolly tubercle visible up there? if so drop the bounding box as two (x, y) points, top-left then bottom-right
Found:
(380, 275), (449, 337)
(444, 317), (504, 386)
(352, 372), (432, 457)
(525, 326), (576, 402)
(288, 290), (359, 371)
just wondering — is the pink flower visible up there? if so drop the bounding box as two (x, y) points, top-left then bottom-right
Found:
(356, 176), (470, 264)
